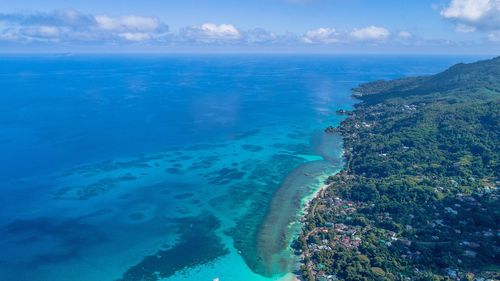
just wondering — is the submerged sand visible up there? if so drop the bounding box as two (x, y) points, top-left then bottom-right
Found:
(254, 132), (343, 277)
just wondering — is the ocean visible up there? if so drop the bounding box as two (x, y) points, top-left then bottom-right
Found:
(0, 55), (482, 281)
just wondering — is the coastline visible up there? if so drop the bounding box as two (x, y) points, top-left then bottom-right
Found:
(246, 124), (346, 279)
(292, 57), (500, 280)
(287, 109), (355, 280)
(292, 143), (349, 279)
(255, 160), (341, 277)
(291, 181), (333, 281)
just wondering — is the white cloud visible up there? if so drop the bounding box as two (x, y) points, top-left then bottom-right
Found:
(2, 8), (485, 49)
(201, 23), (240, 39)
(441, 0), (492, 21)
(488, 31), (500, 41)
(0, 11), (289, 46)
(0, 9), (169, 43)
(302, 28), (340, 43)
(35, 26), (60, 38)
(118, 32), (152, 42)
(95, 15), (161, 32)
(7, 25), (62, 42)
(303, 26), (395, 43)
(179, 23), (242, 43)
(397, 31), (412, 38)
(350, 25), (390, 41)
(455, 23), (476, 32)
(244, 28), (278, 43)
(94, 15), (167, 42)
(441, 0), (500, 31)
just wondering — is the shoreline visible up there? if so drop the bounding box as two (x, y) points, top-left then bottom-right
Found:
(255, 160), (339, 277)
(293, 176), (346, 280)
(291, 147), (348, 280)
(250, 128), (346, 278)
(298, 145), (347, 215)
(291, 107), (358, 280)
(292, 56), (500, 280)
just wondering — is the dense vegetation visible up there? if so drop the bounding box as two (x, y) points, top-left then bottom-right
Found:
(296, 57), (500, 281)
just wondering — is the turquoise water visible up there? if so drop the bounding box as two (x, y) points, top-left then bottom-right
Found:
(0, 55), (481, 281)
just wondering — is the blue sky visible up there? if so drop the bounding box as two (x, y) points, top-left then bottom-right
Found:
(0, 0), (499, 54)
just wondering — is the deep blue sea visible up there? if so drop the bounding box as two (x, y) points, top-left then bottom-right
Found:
(0, 55), (484, 281)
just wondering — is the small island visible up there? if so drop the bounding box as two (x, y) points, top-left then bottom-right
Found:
(295, 57), (500, 281)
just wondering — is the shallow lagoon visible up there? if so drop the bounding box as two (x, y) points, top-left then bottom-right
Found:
(0, 55), (479, 281)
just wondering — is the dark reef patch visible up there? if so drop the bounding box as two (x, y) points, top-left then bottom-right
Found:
(128, 212), (145, 221)
(228, 129), (260, 140)
(119, 193), (134, 200)
(174, 192), (194, 200)
(159, 188), (172, 195)
(165, 167), (183, 174)
(54, 172), (139, 200)
(117, 213), (228, 281)
(174, 155), (193, 161)
(184, 143), (228, 151)
(1, 217), (107, 265)
(188, 156), (219, 170)
(64, 155), (164, 176)
(207, 168), (245, 185)
(311, 130), (343, 162)
(286, 131), (309, 139)
(80, 208), (115, 220)
(241, 144), (264, 152)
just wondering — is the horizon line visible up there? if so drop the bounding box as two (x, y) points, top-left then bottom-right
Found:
(0, 51), (496, 56)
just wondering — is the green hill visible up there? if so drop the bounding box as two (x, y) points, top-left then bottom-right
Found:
(354, 56), (500, 102)
(296, 57), (500, 281)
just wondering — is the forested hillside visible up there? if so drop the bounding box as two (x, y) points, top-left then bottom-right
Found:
(296, 57), (500, 281)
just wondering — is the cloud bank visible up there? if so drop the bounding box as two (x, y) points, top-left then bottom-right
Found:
(180, 23), (241, 43)
(0, 7), (496, 51)
(441, 0), (500, 40)
(302, 25), (393, 44)
(0, 9), (170, 43)
(302, 28), (341, 43)
(0, 9), (398, 46)
(350, 25), (390, 41)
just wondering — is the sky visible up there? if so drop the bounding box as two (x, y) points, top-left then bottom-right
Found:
(0, 0), (499, 54)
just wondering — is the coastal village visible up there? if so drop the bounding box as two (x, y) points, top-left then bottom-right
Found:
(297, 178), (498, 281)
